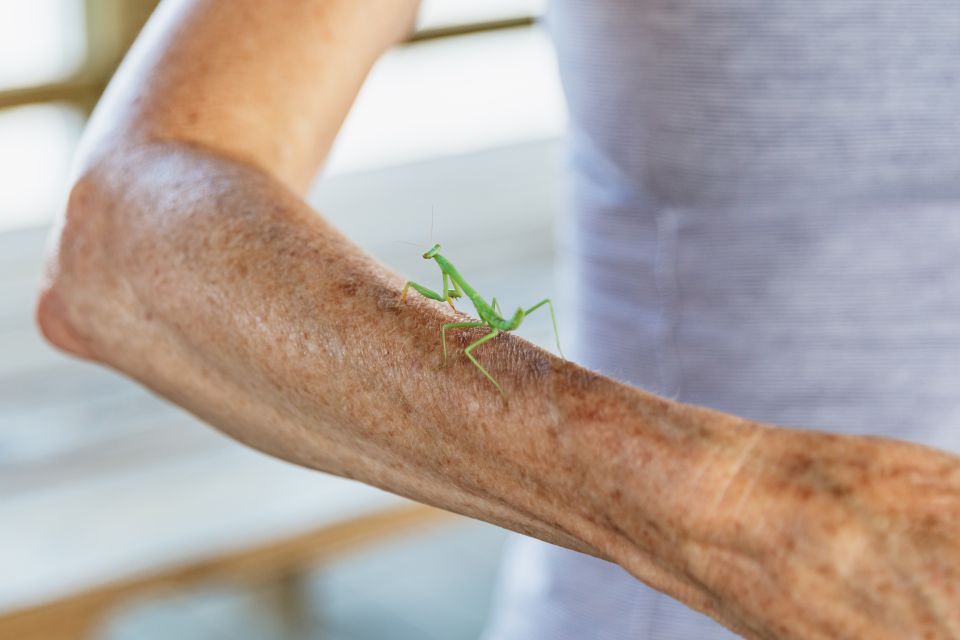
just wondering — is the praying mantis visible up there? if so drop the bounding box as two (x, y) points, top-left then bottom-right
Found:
(400, 243), (564, 394)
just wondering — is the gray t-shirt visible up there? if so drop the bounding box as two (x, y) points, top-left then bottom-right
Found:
(485, 0), (960, 637)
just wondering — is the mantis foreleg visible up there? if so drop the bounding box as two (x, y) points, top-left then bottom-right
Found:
(444, 272), (463, 300)
(449, 276), (464, 299)
(441, 272), (458, 310)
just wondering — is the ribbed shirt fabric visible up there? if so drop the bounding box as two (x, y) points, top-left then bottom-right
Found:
(484, 0), (960, 637)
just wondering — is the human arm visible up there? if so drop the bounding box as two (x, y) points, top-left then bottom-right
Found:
(36, 1), (960, 637)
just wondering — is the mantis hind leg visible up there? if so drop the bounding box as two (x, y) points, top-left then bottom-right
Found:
(464, 328), (503, 394)
(441, 321), (484, 364)
(524, 298), (564, 359)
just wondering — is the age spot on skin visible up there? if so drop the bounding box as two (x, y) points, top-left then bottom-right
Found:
(336, 280), (359, 297)
(784, 453), (815, 476)
(828, 483), (853, 499)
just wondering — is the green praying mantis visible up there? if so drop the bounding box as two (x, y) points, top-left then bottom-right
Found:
(400, 243), (563, 394)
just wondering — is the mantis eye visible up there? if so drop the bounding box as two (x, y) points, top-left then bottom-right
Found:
(422, 243), (441, 259)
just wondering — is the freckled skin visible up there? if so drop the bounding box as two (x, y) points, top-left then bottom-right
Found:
(35, 1), (960, 638)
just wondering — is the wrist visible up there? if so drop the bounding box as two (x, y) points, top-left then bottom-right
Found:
(578, 389), (766, 596)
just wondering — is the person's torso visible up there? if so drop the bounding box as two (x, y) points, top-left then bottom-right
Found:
(552, 0), (960, 444)
(486, 2), (960, 639)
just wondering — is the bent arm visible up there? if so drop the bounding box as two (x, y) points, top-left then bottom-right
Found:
(40, 0), (721, 591)
(37, 2), (960, 639)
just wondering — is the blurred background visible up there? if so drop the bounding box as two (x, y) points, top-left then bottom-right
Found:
(0, 1), (569, 638)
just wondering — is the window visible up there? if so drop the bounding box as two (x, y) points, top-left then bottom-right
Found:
(0, 0), (86, 91)
(324, 0), (565, 176)
(0, 1), (155, 232)
(0, 0), (564, 230)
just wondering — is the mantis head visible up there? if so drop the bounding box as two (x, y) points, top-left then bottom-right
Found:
(422, 243), (441, 259)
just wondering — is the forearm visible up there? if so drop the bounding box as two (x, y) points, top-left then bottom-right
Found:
(44, 141), (762, 620)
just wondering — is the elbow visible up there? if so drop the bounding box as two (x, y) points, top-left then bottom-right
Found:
(35, 282), (94, 360)
(35, 171), (116, 361)
(34, 141), (280, 364)
(35, 138), (298, 365)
